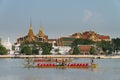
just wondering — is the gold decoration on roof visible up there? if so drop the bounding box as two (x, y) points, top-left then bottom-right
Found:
(27, 21), (35, 41)
(38, 24), (44, 37)
(28, 21), (35, 37)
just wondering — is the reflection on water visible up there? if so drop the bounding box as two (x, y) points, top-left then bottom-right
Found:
(0, 58), (120, 80)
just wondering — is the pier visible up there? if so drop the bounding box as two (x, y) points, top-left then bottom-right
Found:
(0, 55), (120, 59)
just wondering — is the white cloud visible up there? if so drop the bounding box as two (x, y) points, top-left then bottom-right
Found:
(81, 9), (105, 27)
(81, 10), (93, 24)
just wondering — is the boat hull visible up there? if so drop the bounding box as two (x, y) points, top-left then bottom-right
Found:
(24, 64), (97, 69)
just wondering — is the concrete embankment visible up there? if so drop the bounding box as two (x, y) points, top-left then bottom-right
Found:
(0, 55), (120, 59)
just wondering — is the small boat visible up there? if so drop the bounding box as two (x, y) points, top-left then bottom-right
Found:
(91, 64), (97, 68)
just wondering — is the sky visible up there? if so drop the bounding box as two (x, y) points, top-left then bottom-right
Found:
(0, 0), (120, 44)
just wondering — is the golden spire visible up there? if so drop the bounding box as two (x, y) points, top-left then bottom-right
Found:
(30, 17), (32, 30)
(27, 19), (35, 40)
(38, 24), (44, 37)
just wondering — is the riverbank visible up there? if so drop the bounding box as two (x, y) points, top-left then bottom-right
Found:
(0, 55), (120, 59)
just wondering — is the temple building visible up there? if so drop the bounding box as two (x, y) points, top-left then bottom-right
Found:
(78, 45), (93, 55)
(56, 31), (110, 46)
(56, 37), (76, 46)
(17, 22), (48, 44)
(82, 31), (110, 42)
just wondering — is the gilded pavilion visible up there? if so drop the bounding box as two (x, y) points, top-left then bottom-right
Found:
(56, 31), (110, 46)
(17, 23), (48, 44)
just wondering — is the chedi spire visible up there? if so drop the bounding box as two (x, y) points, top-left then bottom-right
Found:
(27, 20), (35, 37)
(38, 24), (44, 37)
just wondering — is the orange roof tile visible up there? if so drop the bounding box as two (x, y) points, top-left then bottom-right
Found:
(83, 31), (90, 35)
(82, 35), (89, 39)
(98, 36), (110, 39)
(79, 45), (92, 51)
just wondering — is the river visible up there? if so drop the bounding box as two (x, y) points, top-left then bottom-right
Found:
(0, 58), (120, 80)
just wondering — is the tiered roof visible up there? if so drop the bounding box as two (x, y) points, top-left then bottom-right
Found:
(70, 31), (110, 41)
(17, 22), (48, 43)
(37, 25), (44, 37)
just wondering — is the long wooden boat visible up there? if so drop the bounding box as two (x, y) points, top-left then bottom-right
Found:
(24, 63), (97, 69)
(23, 58), (97, 69)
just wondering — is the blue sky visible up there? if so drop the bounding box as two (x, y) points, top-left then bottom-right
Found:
(0, 0), (120, 44)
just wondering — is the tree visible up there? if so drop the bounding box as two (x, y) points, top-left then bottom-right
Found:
(0, 38), (1, 43)
(71, 38), (94, 55)
(20, 46), (32, 55)
(71, 38), (94, 48)
(73, 46), (80, 55)
(32, 47), (39, 55)
(41, 42), (52, 55)
(0, 45), (7, 55)
(90, 46), (96, 55)
(20, 41), (52, 55)
(112, 38), (120, 52)
(12, 45), (15, 50)
(96, 40), (111, 53)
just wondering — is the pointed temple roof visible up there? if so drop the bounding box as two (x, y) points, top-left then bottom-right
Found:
(27, 21), (36, 42)
(27, 21), (35, 37)
(17, 21), (48, 44)
(37, 24), (44, 37)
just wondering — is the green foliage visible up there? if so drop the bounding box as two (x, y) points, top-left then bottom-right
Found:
(0, 38), (1, 43)
(73, 46), (80, 55)
(71, 38), (94, 48)
(96, 40), (111, 52)
(12, 45), (15, 50)
(32, 47), (39, 55)
(90, 46), (96, 54)
(0, 45), (7, 55)
(37, 42), (52, 55)
(112, 38), (120, 51)
(71, 38), (94, 55)
(41, 42), (52, 55)
(21, 46), (32, 55)
(20, 41), (52, 55)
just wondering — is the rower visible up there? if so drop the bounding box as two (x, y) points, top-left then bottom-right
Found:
(90, 58), (94, 65)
